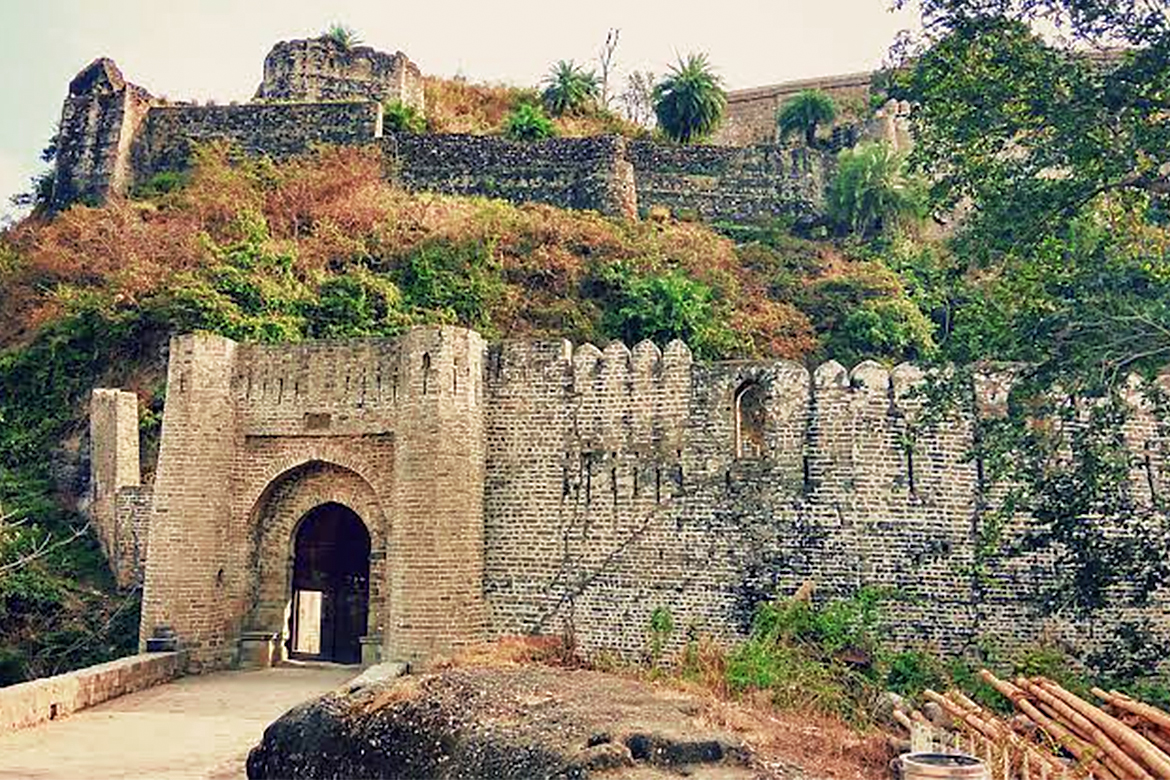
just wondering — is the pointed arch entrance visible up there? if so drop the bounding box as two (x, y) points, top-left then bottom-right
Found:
(289, 503), (371, 664)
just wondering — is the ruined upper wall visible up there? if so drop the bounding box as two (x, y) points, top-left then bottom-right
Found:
(52, 58), (154, 209)
(134, 102), (382, 175)
(713, 71), (874, 147)
(254, 37), (424, 111)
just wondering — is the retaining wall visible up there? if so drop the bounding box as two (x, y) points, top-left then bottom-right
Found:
(0, 652), (185, 732)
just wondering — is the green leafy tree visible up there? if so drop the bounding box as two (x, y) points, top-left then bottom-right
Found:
(888, 0), (1170, 644)
(599, 264), (739, 358)
(541, 60), (599, 117)
(322, 23), (362, 49)
(653, 53), (727, 144)
(503, 102), (556, 142)
(776, 90), (837, 147)
(826, 142), (924, 237)
(383, 100), (426, 134)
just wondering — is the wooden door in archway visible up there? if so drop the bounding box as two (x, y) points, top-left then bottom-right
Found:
(289, 503), (370, 664)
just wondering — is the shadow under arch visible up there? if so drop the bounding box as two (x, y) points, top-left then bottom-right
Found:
(245, 459), (388, 666)
(287, 502), (371, 663)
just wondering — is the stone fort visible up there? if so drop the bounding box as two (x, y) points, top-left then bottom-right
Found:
(50, 35), (912, 224)
(72, 37), (1165, 672)
(89, 326), (1170, 672)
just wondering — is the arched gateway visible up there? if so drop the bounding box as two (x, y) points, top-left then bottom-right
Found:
(132, 327), (489, 672)
(288, 503), (370, 664)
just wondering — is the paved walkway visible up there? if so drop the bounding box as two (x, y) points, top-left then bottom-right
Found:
(0, 665), (356, 780)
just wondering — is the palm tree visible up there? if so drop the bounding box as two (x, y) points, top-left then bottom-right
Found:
(323, 23), (362, 50)
(826, 142), (924, 237)
(541, 60), (600, 117)
(653, 53), (727, 144)
(777, 90), (837, 147)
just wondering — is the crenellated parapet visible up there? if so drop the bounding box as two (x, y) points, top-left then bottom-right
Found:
(87, 326), (1170, 672)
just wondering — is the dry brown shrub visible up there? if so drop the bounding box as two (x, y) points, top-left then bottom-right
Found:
(733, 298), (818, 360)
(443, 635), (580, 670)
(699, 696), (894, 780)
(423, 77), (522, 135)
(263, 146), (393, 243)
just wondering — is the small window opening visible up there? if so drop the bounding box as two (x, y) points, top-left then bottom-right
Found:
(611, 467), (618, 505)
(734, 381), (767, 459)
(422, 353), (431, 395)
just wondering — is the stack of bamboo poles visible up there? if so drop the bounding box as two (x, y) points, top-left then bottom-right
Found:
(895, 672), (1170, 779)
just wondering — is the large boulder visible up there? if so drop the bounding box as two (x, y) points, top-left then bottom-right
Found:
(247, 664), (779, 779)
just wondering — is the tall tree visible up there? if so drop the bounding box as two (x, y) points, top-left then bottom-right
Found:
(889, 0), (1170, 640)
(776, 90), (838, 147)
(653, 53), (727, 144)
(541, 60), (599, 117)
(597, 29), (621, 110)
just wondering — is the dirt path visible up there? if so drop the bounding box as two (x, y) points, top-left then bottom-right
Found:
(0, 666), (356, 780)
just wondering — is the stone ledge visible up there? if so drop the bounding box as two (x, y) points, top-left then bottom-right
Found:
(0, 651), (187, 733)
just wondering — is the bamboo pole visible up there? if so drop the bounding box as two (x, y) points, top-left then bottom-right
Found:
(1018, 678), (1153, 780)
(931, 690), (1066, 776)
(1095, 689), (1170, 736)
(1038, 680), (1170, 779)
(979, 671), (1123, 780)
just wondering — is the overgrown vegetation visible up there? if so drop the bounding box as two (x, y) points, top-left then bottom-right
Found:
(668, 590), (1170, 726)
(503, 102), (556, 142)
(776, 90), (838, 148)
(652, 53), (727, 144)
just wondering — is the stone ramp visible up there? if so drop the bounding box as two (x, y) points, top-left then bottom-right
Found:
(0, 666), (355, 780)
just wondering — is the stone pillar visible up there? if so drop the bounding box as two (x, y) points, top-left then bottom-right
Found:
(139, 333), (238, 671)
(89, 389), (141, 585)
(388, 327), (488, 666)
(52, 58), (153, 209)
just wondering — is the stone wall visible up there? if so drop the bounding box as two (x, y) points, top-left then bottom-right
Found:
(89, 389), (142, 587)
(133, 102), (383, 177)
(0, 652), (185, 732)
(627, 141), (827, 222)
(52, 58), (153, 209)
(100, 327), (1170, 673)
(387, 133), (637, 219)
(255, 37), (424, 111)
(714, 71), (875, 147)
(481, 338), (1170, 661)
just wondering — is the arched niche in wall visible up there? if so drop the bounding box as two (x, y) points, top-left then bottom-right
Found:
(734, 380), (767, 459)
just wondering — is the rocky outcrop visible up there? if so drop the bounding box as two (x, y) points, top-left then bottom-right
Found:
(246, 664), (783, 779)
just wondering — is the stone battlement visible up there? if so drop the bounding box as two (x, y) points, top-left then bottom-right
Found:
(89, 326), (1170, 672)
(51, 41), (834, 223)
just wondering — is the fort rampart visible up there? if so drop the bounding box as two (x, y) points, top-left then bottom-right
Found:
(89, 327), (1170, 672)
(52, 43), (832, 223)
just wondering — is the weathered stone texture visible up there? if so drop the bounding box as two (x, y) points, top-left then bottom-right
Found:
(52, 58), (153, 209)
(0, 651), (185, 733)
(89, 389), (142, 587)
(713, 71), (874, 147)
(627, 141), (827, 222)
(134, 102), (383, 175)
(255, 37), (424, 111)
(388, 133), (638, 219)
(99, 326), (1170, 673)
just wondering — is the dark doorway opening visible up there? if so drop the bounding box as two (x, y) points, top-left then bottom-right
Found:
(289, 503), (370, 664)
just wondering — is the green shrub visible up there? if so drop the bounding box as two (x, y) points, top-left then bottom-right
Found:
(598, 264), (740, 359)
(131, 171), (188, 200)
(384, 100), (426, 134)
(307, 269), (411, 338)
(827, 142), (925, 237)
(503, 103), (556, 142)
(322, 23), (361, 49)
(648, 606), (675, 663)
(394, 240), (504, 332)
(828, 298), (938, 365)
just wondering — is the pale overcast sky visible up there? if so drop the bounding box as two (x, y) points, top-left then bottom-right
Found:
(0, 0), (920, 216)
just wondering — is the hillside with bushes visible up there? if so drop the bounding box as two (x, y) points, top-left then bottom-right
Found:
(1, 2), (1168, 764)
